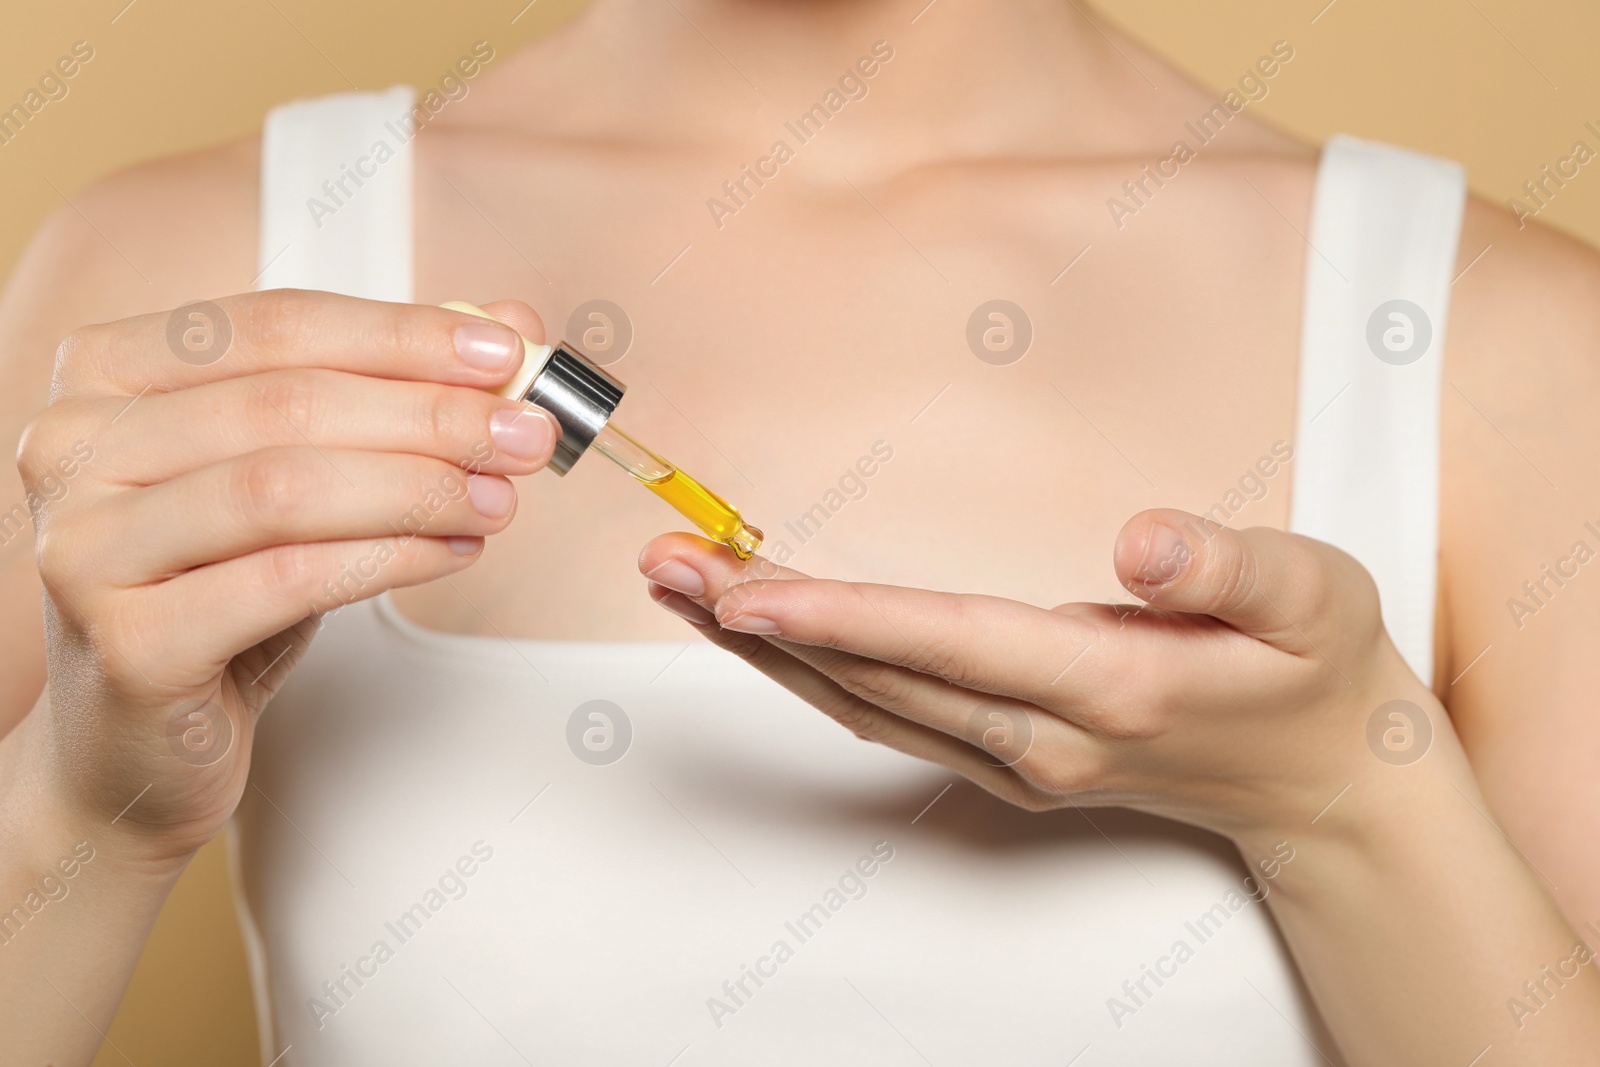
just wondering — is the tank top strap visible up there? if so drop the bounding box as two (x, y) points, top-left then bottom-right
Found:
(258, 85), (417, 301)
(1290, 134), (1468, 685)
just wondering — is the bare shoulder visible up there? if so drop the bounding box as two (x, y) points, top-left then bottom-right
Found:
(0, 135), (261, 409)
(1441, 197), (1600, 538)
(1448, 196), (1600, 388)
(1440, 197), (1600, 653)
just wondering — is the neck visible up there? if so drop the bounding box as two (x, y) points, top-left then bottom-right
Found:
(503, 0), (1180, 175)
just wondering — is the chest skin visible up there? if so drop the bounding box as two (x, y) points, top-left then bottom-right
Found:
(396, 131), (1308, 640)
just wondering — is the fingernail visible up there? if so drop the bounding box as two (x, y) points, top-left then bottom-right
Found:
(490, 406), (557, 461)
(448, 536), (483, 555)
(467, 474), (516, 518)
(718, 613), (781, 635)
(1138, 522), (1191, 585)
(455, 321), (521, 370)
(645, 560), (705, 598)
(653, 587), (716, 626)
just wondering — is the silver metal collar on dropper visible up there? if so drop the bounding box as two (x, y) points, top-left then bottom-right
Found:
(521, 346), (625, 474)
(442, 301), (625, 475)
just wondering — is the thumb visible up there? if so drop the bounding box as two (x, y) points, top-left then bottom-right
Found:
(1112, 508), (1381, 655)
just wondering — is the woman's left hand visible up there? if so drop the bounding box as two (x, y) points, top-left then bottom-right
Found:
(639, 508), (1452, 844)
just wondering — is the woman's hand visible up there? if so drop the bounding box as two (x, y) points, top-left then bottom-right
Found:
(642, 514), (1600, 1064)
(639, 509), (1447, 843)
(17, 290), (557, 866)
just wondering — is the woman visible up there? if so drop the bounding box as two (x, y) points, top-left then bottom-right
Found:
(3, 0), (1598, 1062)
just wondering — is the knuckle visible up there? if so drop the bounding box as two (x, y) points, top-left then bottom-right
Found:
(917, 643), (972, 687)
(1280, 539), (1383, 648)
(1205, 544), (1259, 616)
(40, 575), (117, 661)
(826, 697), (894, 746)
(250, 371), (324, 440)
(1019, 748), (1105, 799)
(15, 407), (68, 483)
(241, 289), (319, 354)
(712, 582), (755, 620)
(1323, 548), (1384, 647)
(1289, 537), (1340, 601)
(230, 449), (315, 530)
(1323, 546), (1381, 616)
(834, 661), (915, 710)
(261, 540), (327, 596)
(51, 327), (100, 391)
(17, 402), (98, 497)
(1091, 710), (1160, 743)
(418, 385), (471, 448)
(382, 303), (433, 362)
(34, 511), (108, 601)
(1084, 680), (1163, 742)
(31, 522), (69, 585)
(917, 595), (983, 686)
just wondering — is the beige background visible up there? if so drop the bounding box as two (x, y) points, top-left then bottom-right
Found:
(1, 1), (1594, 1063)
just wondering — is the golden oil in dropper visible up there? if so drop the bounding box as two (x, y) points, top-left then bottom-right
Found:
(444, 301), (764, 559)
(591, 422), (764, 560)
(644, 471), (761, 559)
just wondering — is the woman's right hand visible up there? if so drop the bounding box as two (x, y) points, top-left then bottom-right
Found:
(16, 290), (556, 866)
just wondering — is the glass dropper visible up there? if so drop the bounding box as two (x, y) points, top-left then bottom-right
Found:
(444, 301), (764, 560)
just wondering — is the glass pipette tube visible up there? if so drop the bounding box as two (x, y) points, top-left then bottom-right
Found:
(590, 422), (764, 560)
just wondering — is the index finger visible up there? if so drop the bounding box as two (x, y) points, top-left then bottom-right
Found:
(640, 532), (1098, 703)
(727, 579), (1100, 703)
(53, 289), (539, 398)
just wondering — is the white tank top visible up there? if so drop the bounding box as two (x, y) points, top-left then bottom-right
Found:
(240, 87), (1465, 1066)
